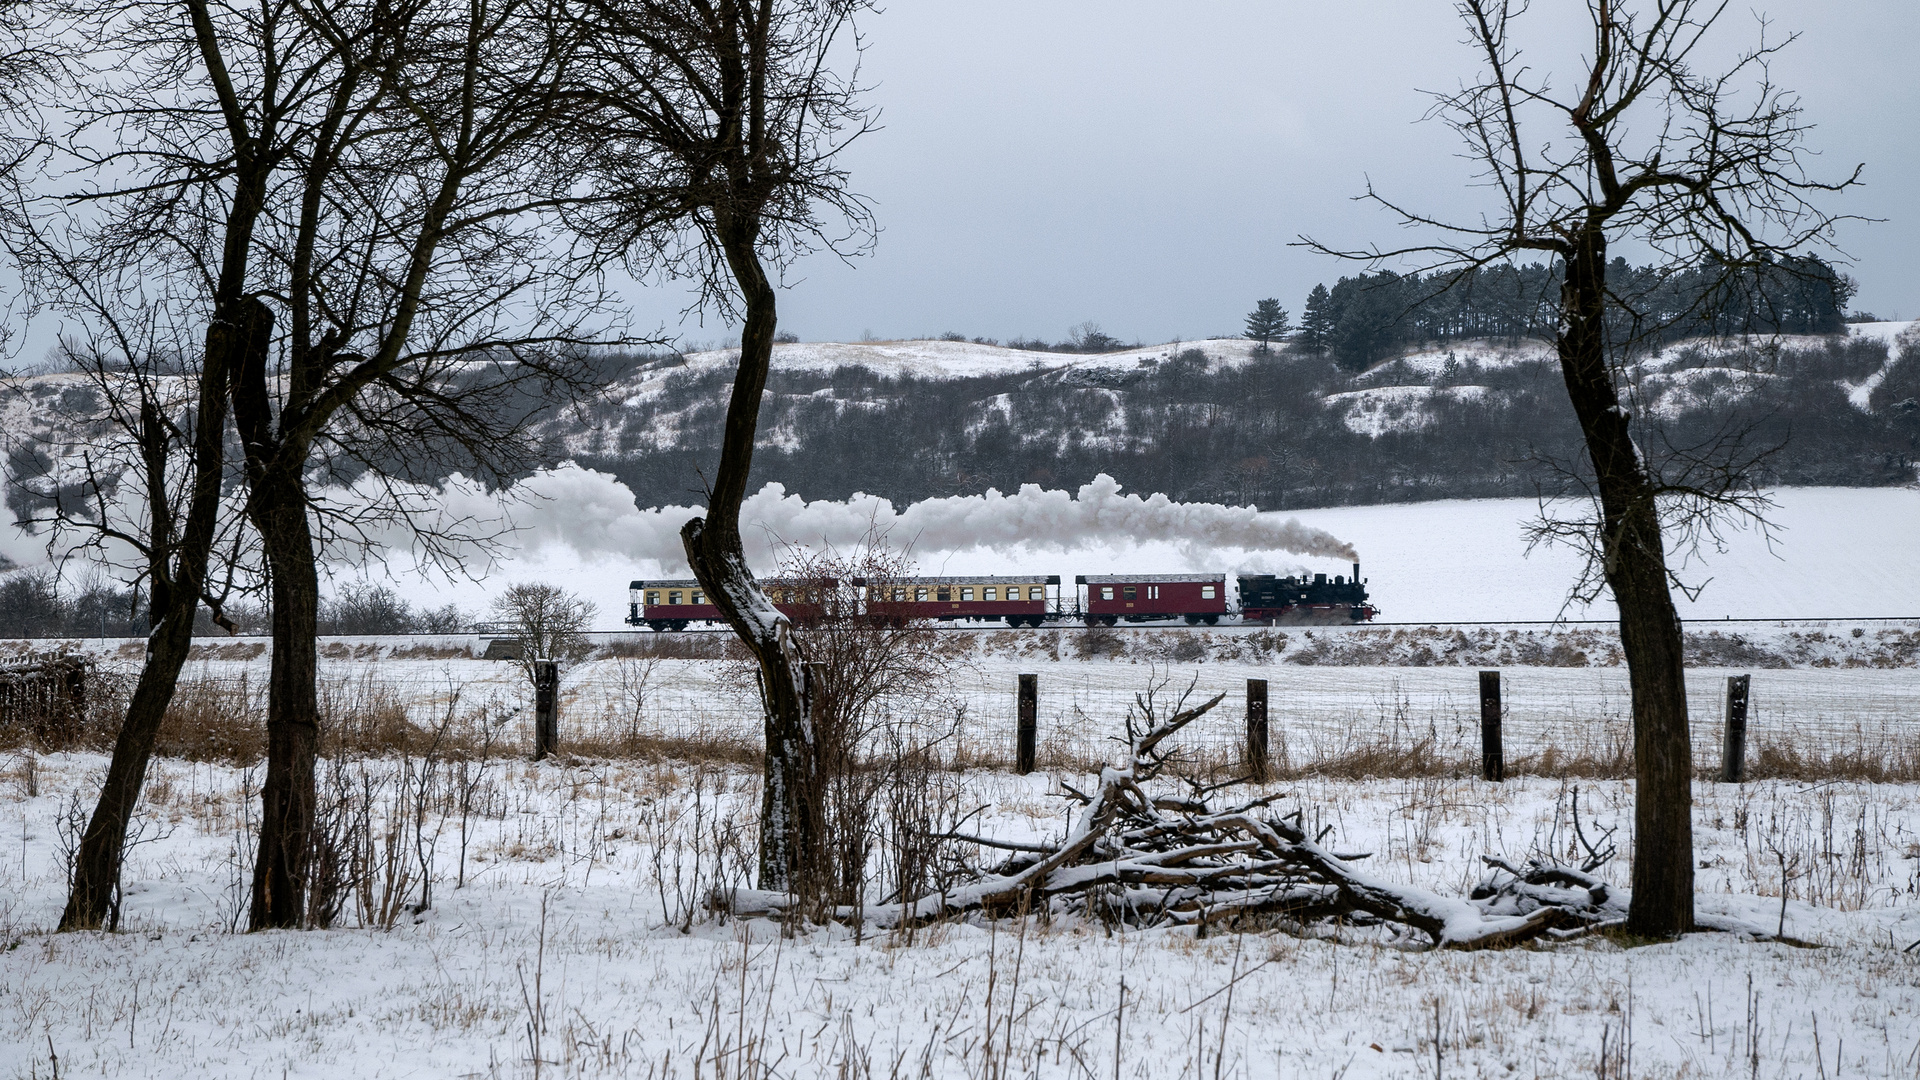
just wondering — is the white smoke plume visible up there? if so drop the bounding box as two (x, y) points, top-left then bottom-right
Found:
(343, 465), (1358, 574)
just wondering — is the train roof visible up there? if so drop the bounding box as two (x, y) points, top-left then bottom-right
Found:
(631, 578), (827, 589)
(1075, 573), (1225, 584)
(854, 575), (1061, 586)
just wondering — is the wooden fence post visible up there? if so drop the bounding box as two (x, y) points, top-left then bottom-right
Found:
(1246, 678), (1270, 783)
(1016, 673), (1038, 775)
(533, 659), (559, 760)
(1478, 670), (1504, 782)
(1721, 674), (1751, 783)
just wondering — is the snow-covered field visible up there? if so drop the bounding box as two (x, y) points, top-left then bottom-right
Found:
(13, 620), (1918, 773)
(4, 453), (1917, 1075)
(5, 749), (1919, 1079)
(6, 613), (1920, 1076)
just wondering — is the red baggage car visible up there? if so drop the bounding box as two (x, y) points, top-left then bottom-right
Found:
(1076, 574), (1226, 626)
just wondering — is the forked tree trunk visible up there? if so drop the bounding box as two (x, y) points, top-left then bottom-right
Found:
(681, 219), (819, 893)
(232, 332), (323, 930)
(1556, 228), (1695, 938)
(58, 299), (272, 931)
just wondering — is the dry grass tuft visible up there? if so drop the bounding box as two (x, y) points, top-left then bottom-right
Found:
(596, 634), (730, 660)
(558, 727), (762, 766)
(387, 642), (474, 660)
(1743, 731), (1920, 783)
(154, 673), (266, 762)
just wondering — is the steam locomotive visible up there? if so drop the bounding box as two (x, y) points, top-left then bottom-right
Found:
(625, 564), (1375, 631)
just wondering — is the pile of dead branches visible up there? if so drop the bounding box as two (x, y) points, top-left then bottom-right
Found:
(735, 680), (1633, 949)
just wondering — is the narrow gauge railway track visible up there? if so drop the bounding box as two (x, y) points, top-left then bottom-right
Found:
(495, 613), (1920, 637)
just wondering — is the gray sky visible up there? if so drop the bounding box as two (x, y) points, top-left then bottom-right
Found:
(643, 1), (1919, 349)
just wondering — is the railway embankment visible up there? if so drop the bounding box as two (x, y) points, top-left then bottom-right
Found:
(5, 617), (1918, 668)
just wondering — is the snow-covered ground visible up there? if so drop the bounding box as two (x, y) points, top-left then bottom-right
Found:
(4, 748), (1918, 1079)
(11, 632), (1913, 774)
(6, 518), (1918, 1076)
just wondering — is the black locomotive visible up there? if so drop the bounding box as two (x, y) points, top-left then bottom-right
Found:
(1236, 562), (1375, 623)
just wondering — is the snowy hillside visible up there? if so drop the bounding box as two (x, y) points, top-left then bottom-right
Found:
(551, 321), (1920, 514)
(1328, 320), (1919, 435)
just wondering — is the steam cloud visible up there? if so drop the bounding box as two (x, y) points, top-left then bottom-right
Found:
(360, 465), (1359, 573)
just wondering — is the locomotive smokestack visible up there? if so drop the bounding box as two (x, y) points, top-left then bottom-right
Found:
(1352, 561), (1361, 582)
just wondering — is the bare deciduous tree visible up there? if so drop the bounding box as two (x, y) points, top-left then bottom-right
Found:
(1302, 0), (1862, 936)
(490, 581), (597, 680)
(7, 0), (335, 931)
(15, 0), (627, 930)
(232, 0), (620, 929)
(571, 0), (876, 891)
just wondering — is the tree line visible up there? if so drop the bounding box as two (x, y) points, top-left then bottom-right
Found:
(1294, 255), (1857, 371)
(0, 571), (474, 639)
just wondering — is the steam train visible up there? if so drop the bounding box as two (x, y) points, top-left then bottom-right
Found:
(625, 564), (1375, 632)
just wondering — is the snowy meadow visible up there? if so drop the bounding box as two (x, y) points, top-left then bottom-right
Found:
(5, 624), (1920, 1079)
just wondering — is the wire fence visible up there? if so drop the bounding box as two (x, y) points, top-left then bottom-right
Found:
(558, 658), (1920, 772)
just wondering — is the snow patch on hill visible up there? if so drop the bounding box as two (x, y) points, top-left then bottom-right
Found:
(1839, 321), (1919, 410)
(680, 336), (1262, 382)
(1325, 384), (1491, 436)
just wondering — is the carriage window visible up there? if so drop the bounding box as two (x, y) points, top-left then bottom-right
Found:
(1100, 586), (1114, 600)
(1123, 586), (1136, 600)
(936, 587), (950, 601)
(691, 591), (704, 605)
(983, 587), (996, 601)
(1030, 587), (1045, 600)
(893, 588), (906, 602)
(1201, 585), (1216, 599)
(644, 591), (659, 606)
(916, 587), (929, 601)
(961, 587), (974, 601)
(668, 590), (682, 605)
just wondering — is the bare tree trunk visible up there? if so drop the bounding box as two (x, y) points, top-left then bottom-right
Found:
(233, 327), (322, 930)
(57, 299), (270, 930)
(1556, 229), (1694, 938)
(244, 470), (322, 929)
(681, 221), (818, 893)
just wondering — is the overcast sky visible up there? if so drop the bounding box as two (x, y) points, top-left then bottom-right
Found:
(636, 0), (1918, 350)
